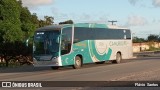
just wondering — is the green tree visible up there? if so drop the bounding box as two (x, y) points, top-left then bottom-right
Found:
(147, 34), (159, 42)
(39, 19), (45, 27)
(158, 35), (160, 41)
(18, 2), (38, 39)
(0, 0), (25, 67)
(44, 16), (54, 25)
(59, 20), (74, 25)
(39, 16), (54, 27)
(133, 37), (146, 43)
(147, 34), (160, 50)
(31, 13), (39, 28)
(0, 0), (23, 42)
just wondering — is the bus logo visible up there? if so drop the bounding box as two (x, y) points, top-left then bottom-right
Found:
(95, 40), (108, 55)
(2, 82), (11, 87)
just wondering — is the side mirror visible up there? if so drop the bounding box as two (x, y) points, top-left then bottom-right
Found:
(56, 36), (60, 44)
(26, 36), (33, 47)
(26, 39), (29, 47)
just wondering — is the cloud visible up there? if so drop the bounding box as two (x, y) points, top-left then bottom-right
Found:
(21, 0), (54, 8)
(126, 15), (148, 26)
(51, 7), (69, 20)
(152, 0), (160, 7)
(152, 18), (160, 23)
(80, 13), (92, 20)
(128, 0), (160, 7)
(51, 7), (60, 16)
(152, 19), (156, 23)
(99, 15), (108, 22)
(74, 14), (109, 23)
(128, 0), (140, 6)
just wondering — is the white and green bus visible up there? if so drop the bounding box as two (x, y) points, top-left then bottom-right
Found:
(33, 23), (133, 69)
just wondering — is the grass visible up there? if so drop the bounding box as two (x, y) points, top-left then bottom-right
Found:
(146, 46), (160, 51)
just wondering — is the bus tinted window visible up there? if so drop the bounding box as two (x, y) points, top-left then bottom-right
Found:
(94, 28), (125, 39)
(126, 30), (131, 39)
(74, 28), (93, 43)
(74, 27), (131, 43)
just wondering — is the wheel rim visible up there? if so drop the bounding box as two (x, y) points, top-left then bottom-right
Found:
(117, 54), (121, 62)
(76, 59), (81, 66)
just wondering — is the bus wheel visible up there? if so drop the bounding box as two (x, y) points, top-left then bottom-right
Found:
(51, 66), (59, 70)
(73, 56), (82, 69)
(112, 53), (122, 64)
(95, 61), (105, 64)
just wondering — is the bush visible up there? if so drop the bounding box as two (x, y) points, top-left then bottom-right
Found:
(147, 46), (160, 51)
(0, 41), (33, 67)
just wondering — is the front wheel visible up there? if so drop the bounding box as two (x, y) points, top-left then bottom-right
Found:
(51, 66), (59, 70)
(72, 56), (82, 69)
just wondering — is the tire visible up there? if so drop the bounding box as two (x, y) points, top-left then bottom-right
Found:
(95, 61), (105, 64)
(73, 56), (82, 69)
(112, 53), (122, 64)
(51, 66), (59, 70)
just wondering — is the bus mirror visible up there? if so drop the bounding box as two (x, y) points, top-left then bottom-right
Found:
(26, 38), (29, 47)
(56, 36), (60, 44)
(25, 36), (33, 47)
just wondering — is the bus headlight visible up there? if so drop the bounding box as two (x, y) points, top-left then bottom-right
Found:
(52, 57), (59, 64)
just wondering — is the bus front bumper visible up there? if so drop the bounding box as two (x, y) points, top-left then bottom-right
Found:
(33, 57), (62, 67)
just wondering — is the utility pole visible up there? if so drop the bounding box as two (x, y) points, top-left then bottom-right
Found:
(108, 20), (117, 25)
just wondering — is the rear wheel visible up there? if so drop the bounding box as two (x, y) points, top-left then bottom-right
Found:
(51, 66), (59, 70)
(72, 56), (82, 69)
(112, 53), (122, 64)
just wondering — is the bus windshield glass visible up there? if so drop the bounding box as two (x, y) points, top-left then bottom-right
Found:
(34, 31), (60, 55)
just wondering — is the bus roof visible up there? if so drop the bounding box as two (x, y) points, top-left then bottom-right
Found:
(74, 23), (129, 30)
(36, 23), (129, 32)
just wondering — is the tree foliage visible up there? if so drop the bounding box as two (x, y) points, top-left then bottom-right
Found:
(18, 0), (39, 39)
(0, 0), (54, 43)
(59, 20), (74, 25)
(0, 0), (56, 59)
(39, 16), (54, 27)
(147, 34), (159, 42)
(0, 0), (23, 42)
(133, 37), (146, 43)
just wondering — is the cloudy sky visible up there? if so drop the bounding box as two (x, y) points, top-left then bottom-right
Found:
(21, 0), (160, 38)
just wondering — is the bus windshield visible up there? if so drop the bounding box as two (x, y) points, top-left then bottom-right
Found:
(34, 31), (60, 55)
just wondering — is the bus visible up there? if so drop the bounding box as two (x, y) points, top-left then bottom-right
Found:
(32, 23), (132, 69)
